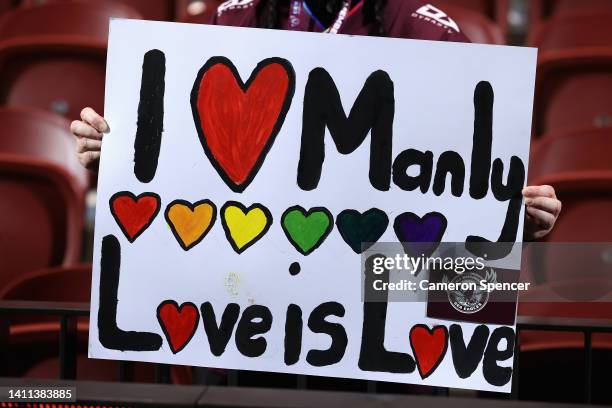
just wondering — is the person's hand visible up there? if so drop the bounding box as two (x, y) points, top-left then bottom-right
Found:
(523, 185), (561, 241)
(71, 107), (109, 170)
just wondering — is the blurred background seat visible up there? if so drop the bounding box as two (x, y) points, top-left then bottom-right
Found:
(529, 9), (612, 137)
(0, 0), (140, 40)
(532, 49), (612, 137)
(0, 0), (16, 15)
(21, 0), (177, 21)
(519, 124), (612, 403)
(528, 0), (612, 34)
(518, 278), (612, 404)
(529, 12), (612, 51)
(0, 264), (193, 384)
(0, 1), (141, 119)
(442, 4), (504, 44)
(434, 0), (509, 36)
(19, 0), (222, 22)
(528, 128), (612, 278)
(0, 108), (87, 293)
(530, 128), (612, 181)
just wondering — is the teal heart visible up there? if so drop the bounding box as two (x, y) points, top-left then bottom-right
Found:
(281, 206), (333, 255)
(336, 208), (389, 254)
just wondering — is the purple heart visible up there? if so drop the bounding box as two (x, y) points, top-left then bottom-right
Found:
(393, 212), (447, 258)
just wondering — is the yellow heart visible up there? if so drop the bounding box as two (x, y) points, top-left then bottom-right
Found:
(165, 200), (216, 250)
(221, 202), (272, 253)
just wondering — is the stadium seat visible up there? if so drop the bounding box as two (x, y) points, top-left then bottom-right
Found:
(0, 264), (91, 301)
(0, 1), (141, 119)
(433, 0), (509, 35)
(529, 0), (612, 28)
(533, 49), (612, 137)
(0, 0), (16, 15)
(0, 1), (140, 40)
(0, 265), (91, 347)
(527, 128), (612, 286)
(523, 188), (612, 287)
(21, 0), (177, 21)
(519, 279), (612, 318)
(529, 128), (612, 182)
(0, 265), (193, 384)
(0, 108), (87, 294)
(528, 12), (612, 51)
(442, 4), (504, 44)
(518, 277), (612, 404)
(527, 129), (612, 283)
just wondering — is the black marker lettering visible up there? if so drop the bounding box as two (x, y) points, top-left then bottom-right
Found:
(284, 304), (303, 365)
(298, 68), (394, 191)
(201, 302), (240, 357)
(235, 305), (272, 358)
(433, 151), (465, 197)
(98, 235), (162, 351)
(306, 302), (347, 367)
(134, 49), (165, 183)
(449, 324), (489, 379)
(392, 149), (434, 193)
(358, 255), (416, 373)
(483, 326), (515, 387)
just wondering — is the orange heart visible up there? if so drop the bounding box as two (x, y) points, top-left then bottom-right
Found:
(165, 200), (216, 250)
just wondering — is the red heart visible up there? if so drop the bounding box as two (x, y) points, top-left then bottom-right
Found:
(110, 192), (160, 242)
(409, 325), (449, 378)
(157, 301), (199, 354)
(191, 57), (295, 193)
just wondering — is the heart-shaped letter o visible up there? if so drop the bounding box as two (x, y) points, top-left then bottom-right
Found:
(191, 57), (296, 193)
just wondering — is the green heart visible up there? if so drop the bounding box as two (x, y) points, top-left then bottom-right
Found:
(281, 206), (333, 255)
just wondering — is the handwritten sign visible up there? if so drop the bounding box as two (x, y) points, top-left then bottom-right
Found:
(89, 19), (536, 393)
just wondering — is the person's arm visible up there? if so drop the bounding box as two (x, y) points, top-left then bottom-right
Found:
(71, 107), (109, 170)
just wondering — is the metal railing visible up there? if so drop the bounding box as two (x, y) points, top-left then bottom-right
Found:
(1, 300), (611, 405)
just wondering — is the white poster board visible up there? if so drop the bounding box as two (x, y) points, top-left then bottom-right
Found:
(89, 19), (536, 393)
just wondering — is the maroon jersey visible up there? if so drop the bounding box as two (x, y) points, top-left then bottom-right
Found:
(212, 0), (470, 43)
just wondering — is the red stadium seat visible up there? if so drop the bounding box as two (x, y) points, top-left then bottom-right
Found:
(0, 1), (141, 119)
(519, 279), (612, 319)
(22, 0), (177, 21)
(523, 188), (612, 285)
(0, 265), (91, 348)
(528, 12), (612, 51)
(0, 264), (91, 301)
(533, 49), (612, 137)
(527, 129), (612, 282)
(433, 0), (509, 35)
(0, 108), (87, 294)
(518, 280), (612, 348)
(529, 128), (612, 183)
(529, 0), (612, 28)
(0, 265), (193, 384)
(0, 1), (140, 40)
(442, 4), (504, 44)
(0, 0), (16, 15)
(518, 279), (612, 404)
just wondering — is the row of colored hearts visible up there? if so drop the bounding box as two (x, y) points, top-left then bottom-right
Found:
(109, 192), (447, 255)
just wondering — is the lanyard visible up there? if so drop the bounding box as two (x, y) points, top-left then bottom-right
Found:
(290, 0), (362, 34)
